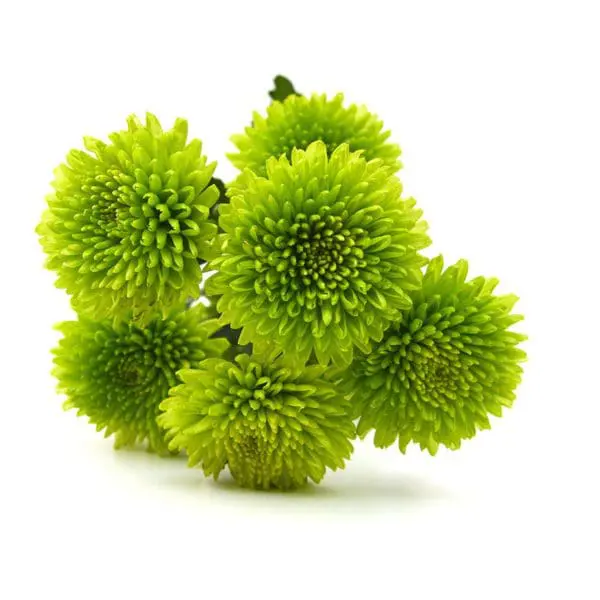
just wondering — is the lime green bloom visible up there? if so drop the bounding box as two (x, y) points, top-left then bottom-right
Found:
(53, 304), (229, 454)
(37, 114), (218, 323)
(343, 257), (527, 455)
(159, 353), (355, 489)
(229, 93), (401, 176)
(207, 142), (429, 366)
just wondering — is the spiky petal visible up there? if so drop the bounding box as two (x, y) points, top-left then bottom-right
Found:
(53, 304), (229, 454)
(207, 142), (430, 366)
(229, 93), (401, 176)
(343, 256), (527, 454)
(159, 353), (355, 489)
(37, 113), (219, 323)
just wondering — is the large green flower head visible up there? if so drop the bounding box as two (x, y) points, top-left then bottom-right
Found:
(37, 113), (218, 322)
(158, 353), (355, 489)
(343, 257), (527, 455)
(53, 304), (229, 454)
(207, 142), (430, 366)
(229, 93), (401, 176)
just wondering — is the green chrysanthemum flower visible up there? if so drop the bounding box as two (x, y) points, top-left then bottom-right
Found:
(37, 113), (218, 322)
(207, 142), (430, 366)
(343, 256), (527, 455)
(229, 93), (401, 176)
(53, 304), (229, 454)
(158, 353), (355, 489)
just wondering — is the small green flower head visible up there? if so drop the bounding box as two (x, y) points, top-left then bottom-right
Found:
(37, 114), (218, 323)
(229, 93), (401, 176)
(159, 353), (355, 490)
(344, 257), (527, 455)
(207, 142), (429, 366)
(53, 304), (229, 454)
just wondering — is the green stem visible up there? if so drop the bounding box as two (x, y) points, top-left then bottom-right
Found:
(197, 76), (300, 359)
(213, 324), (253, 360)
(209, 176), (228, 223)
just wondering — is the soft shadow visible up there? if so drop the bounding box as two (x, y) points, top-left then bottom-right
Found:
(166, 468), (453, 511)
(109, 445), (188, 482)
(111, 444), (187, 460)
(109, 449), (453, 510)
(313, 474), (451, 504)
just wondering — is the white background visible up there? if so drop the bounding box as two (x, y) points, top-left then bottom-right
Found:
(1, 1), (599, 598)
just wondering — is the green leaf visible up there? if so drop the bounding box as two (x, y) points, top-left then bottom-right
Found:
(268, 75), (300, 103)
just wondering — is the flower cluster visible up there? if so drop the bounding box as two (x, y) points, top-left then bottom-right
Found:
(159, 353), (355, 489)
(37, 113), (219, 323)
(230, 93), (402, 177)
(53, 304), (228, 454)
(39, 77), (526, 491)
(207, 142), (429, 366)
(342, 257), (527, 454)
